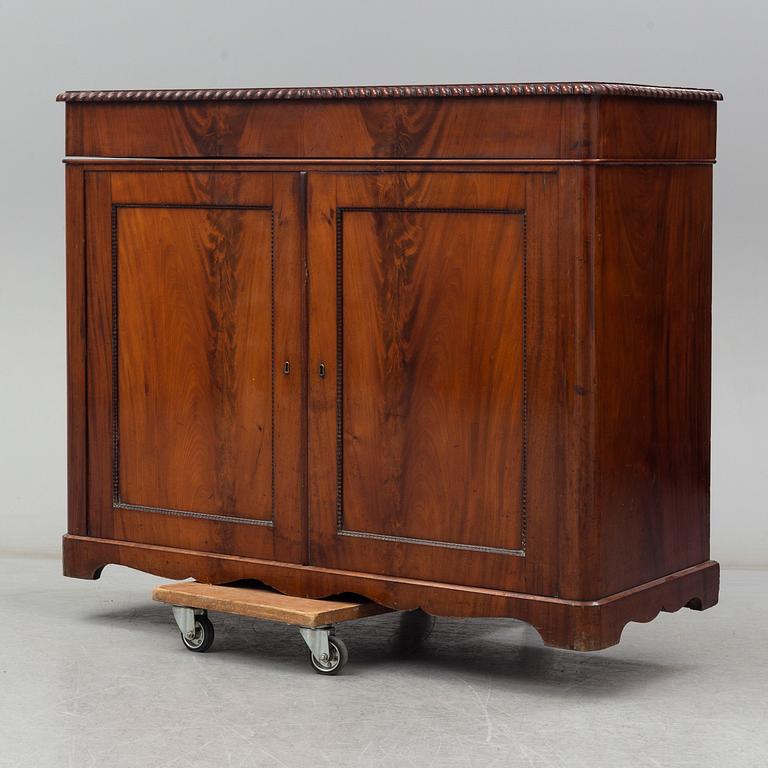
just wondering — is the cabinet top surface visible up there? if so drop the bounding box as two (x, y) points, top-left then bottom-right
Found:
(56, 81), (723, 103)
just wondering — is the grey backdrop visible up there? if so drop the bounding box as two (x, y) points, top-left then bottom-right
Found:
(0, 0), (764, 566)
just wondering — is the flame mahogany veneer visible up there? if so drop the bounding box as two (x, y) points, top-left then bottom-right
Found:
(61, 82), (721, 651)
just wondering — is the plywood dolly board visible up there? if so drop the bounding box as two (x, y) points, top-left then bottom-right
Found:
(153, 581), (392, 675)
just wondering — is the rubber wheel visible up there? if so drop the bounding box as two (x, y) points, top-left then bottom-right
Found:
(180, 614), (215, 653)
(309, 636), (348, 675)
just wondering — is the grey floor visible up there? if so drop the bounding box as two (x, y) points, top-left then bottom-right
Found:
(0, 559), (765, 768)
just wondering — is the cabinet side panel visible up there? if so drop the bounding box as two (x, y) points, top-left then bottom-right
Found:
(594, 166), (712, 597)
(596, 99), (717, 160)
(66, 165), (87, 535)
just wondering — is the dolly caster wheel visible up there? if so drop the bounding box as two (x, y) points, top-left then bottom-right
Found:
(172, 606), (215, 653)
(308, 635), (348, 675)
(180, 613), (214, 652)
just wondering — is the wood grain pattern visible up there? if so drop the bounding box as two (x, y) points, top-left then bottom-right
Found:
(555, 165), (598, 600)
(339, 207), (525, 550)
(595, 99), (717, 160)
(85, 172), (116, 541)
(592, 165), (713, 596)
(117, 205), (274, 520)
(66, 165), (87, 535)
(66, 535), (720, 652)
(64, 99), (560, 160)
(153, 581), (391, 627)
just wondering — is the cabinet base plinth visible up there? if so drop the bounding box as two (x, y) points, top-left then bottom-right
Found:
(63, 534), (719, 652)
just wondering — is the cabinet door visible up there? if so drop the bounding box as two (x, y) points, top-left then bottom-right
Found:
(85, 172), (305, 563)
(308, 172), (560, 592)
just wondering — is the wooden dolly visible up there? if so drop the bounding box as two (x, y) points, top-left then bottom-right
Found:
(153, 582), (392, 674)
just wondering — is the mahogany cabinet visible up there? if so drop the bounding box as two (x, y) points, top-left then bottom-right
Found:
(60, 82), (721, 651)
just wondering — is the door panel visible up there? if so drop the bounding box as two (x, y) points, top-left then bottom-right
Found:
(341, 209), (525, 550)
(308, 172), (558, 592)
(118, 206), (274, 520)
(86, 171), (305, 563)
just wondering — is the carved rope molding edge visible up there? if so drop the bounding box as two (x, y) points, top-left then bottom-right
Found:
(56, 82), (723, 103)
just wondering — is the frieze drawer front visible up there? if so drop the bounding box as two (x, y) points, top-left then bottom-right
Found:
(61, 81), (721, 651)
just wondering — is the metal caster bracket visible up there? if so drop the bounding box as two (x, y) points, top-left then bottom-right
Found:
(298, 625), (333, 663)
(172, 605), (207, 641)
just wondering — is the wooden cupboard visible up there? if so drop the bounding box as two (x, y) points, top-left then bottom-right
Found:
(60, 82), (721, 651)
